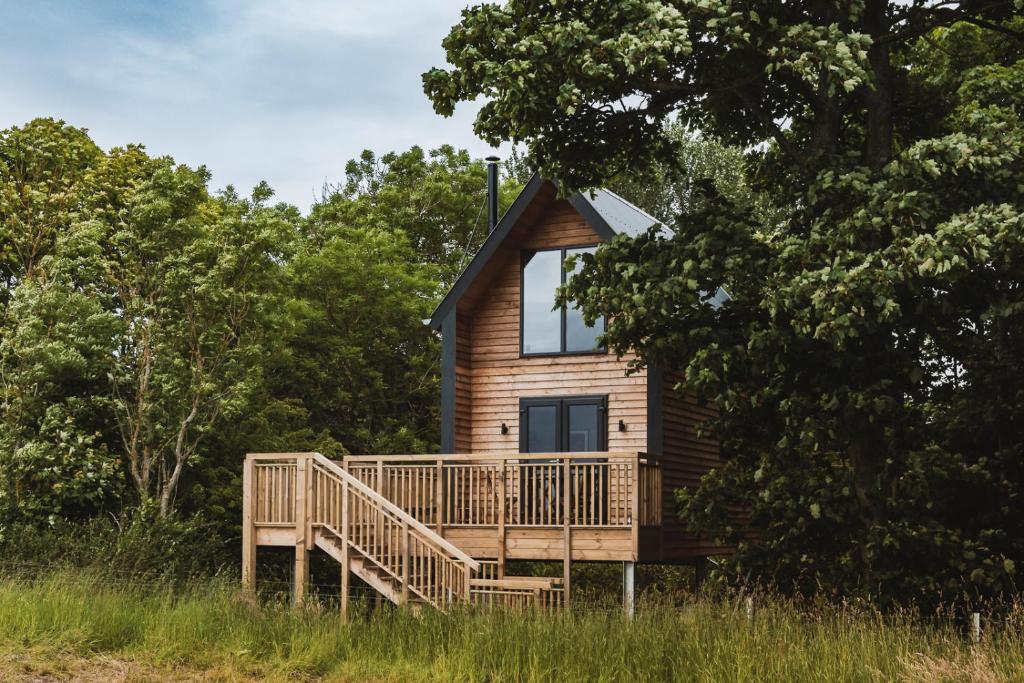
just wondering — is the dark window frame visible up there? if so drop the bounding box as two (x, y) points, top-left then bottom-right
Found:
(519, 395), (608, 453)
(520, 245), (608, 357)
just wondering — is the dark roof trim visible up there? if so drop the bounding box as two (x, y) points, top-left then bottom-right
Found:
(428, 173), (546, 330)
(567, 193), (617, 241)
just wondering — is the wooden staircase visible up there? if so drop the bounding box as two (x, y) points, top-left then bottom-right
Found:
(244, 453), (564, 614)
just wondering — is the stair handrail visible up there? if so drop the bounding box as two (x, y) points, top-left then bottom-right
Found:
(309, 452), (480, 572)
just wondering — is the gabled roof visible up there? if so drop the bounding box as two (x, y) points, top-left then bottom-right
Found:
(428, 173), (665, 330)
(572, 186), (664, 238)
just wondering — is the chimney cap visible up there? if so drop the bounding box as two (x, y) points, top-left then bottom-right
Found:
(485, 155), (500, 163)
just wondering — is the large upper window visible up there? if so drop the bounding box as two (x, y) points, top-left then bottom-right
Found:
(521, 246), (604, 355)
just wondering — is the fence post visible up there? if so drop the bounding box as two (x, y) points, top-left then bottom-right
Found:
(745, 595), (754, 623)
(972, 612), (981, 644)
(497, 465), (507, 579)
(435, 459), (444, 533)
(241, 456), (256, 594)
(562, 457), (572, 608)
(340, 479), (350, 621)
(293, 455), (310, 607)
(400, 520), (410, 605)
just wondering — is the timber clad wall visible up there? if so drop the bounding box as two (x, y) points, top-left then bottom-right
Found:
(660, 371), (725, 558)
(457, 200), (648, 455)
(455, 315), (473, 453)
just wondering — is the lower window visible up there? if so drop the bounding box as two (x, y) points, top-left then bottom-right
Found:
(517, 395), (609, 524)
(519, 395), (607, 453)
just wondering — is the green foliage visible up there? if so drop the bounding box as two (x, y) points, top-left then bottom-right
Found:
(0, 511), (232, 579)
(430, 3), (1024, 604)
(277, 224), (442, 455)
(310, 145), (521, 288)
(0, 118), (101, 287)
(606, 120), (768, 225)
(0, 118), (504, 572)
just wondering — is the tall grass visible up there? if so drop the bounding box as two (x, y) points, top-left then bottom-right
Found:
(0, 571), (1022, 681)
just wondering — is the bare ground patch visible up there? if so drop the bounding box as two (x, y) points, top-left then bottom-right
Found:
(0, 649), (252, 683)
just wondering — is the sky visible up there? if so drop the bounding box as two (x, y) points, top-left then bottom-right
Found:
(0, 0), (507, 211)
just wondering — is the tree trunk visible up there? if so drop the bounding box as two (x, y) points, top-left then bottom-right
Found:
(864, 0), (894, 169)
(848, 429), (886, 589)
(158, 402), (199, 517)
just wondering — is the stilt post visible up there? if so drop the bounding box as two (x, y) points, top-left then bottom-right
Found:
(623, 561), (636, 618)
(293, 455), (310, 607)
(694, 556), (709, 596)
(241, 455), (256, 594)
(562, 457), (572, 607)
(340, 479), (350, 620)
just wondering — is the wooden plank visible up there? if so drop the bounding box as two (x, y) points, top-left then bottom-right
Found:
(241, 456), (256, 592)
(340, 480), (350, 621)
(563, 458), (571, 608)
(255, 526), (296, 546)
(343, 451), (641, 463)
(293, 456), (309, 606)
(400, 521), (410, 605)
(497, 466), (506, 578)
(630, 454), (640, 562)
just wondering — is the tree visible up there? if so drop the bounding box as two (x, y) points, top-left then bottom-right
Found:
(274, 144), (524, 456)
(0, 119), (116, 527)
(60, 147), (295, 516)
(0, 273), (121, 526)
(426, 5), (1024, 602)
(606, 120), (761, 224)
(0, 119), (101, 297)
(275, 224), (442, 456)
(310, 145), (521, 288)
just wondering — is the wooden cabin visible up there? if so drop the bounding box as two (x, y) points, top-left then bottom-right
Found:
(241, 169), (723, 614)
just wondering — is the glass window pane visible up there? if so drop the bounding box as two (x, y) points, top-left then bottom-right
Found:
(564, 248), (603, 352)
(522, 250), (562, 354)
(526, 405), (558, 452)
(567, 403), (600, 452)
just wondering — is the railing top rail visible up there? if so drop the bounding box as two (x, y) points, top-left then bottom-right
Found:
(305, 452), (479, 571)
(339, 451), (647, 464)
(471, 577), (563, 589)
(248, 453), (307, 462)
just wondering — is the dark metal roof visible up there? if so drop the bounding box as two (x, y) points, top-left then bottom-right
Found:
(575, 187), (664, 237)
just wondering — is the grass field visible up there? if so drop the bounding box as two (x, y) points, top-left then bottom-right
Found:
(0, 572), (1021, 682)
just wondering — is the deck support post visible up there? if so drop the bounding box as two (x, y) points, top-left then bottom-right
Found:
(623, 561), (636, 618)
(294, 455), (310, 607)
(435, 459), (444, 534)
(400, 521), (410, 605)
(693, 556), (709, 595)
(241, 456), (256, 594)
(497, 465), (507, 579)
(340, 479), (350, 621)
(562, 457), (572, 608)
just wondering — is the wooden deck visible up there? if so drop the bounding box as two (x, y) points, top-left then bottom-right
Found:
(242, 451), (662, 611)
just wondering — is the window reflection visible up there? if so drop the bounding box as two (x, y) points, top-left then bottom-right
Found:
(521, 246), (603, 355)
(522, 250), (562, 353)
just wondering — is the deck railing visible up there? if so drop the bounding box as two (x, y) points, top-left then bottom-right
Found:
(309, 454), (477, 608)
(343, 452), (661, 529)
(248, 453), (479, 610)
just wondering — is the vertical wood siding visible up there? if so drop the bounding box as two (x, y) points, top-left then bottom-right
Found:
(660, 371), (726, 558)
(455, 315), (473, 453)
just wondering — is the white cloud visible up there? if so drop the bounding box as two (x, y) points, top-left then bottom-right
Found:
(0, 0), (507, 212)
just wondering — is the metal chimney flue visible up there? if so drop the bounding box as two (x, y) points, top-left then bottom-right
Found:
(485, 155), (500, 232)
